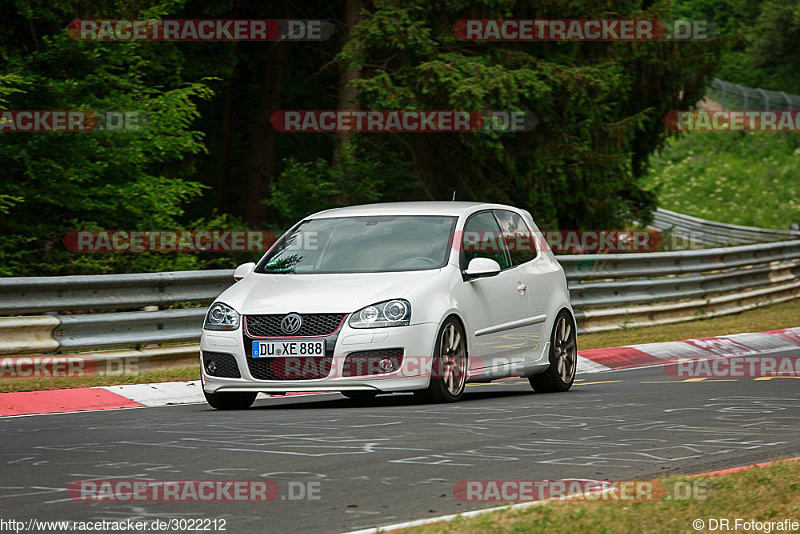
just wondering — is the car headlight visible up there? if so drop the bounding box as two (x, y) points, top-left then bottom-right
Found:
(349, 299), (411, 329)
(204, 302), (240, 331)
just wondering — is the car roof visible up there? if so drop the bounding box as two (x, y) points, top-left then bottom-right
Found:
(307, 201), (518, 219)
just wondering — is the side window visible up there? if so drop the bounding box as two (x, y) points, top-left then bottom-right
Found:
(461, 212), (511, 270)
(494, 210), (538, 265)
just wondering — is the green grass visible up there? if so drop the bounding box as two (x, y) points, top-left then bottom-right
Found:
(400, 460), (800, 534)
(642, 132), (800, 229)
(579, 298), (800, 350)
(0, 366), (200, 393)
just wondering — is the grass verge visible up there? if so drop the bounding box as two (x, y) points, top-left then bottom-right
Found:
(2, 299), (800, 393)
(399, 459), (800, 534)
(0, 366), (200, 394)
(578, 298), (800, 350)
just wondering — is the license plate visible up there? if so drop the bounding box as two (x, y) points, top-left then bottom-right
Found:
(252, 340), (325, 358)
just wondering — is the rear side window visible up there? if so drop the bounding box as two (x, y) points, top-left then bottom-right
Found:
(461, 211), (511, 270)
(494, 209), (538, 265)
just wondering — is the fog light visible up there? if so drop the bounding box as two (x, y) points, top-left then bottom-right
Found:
(379, 358), (394, 372)
(205, 358), (218, 374)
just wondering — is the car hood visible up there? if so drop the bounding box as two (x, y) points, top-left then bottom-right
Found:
(217, 270), (442, 314)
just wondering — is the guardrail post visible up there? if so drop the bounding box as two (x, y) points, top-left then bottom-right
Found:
(781, 92), (792, 111)
(756, 88), (769, 110)
(738, 84), (747, 110)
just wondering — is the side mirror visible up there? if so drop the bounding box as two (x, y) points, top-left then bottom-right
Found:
(233, 262), (256, 281)
(463, 257), (501, 281)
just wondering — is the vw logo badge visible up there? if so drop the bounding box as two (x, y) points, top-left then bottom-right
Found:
(280, 313), (303, 335)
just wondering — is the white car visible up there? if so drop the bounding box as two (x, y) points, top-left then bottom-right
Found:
(200, 201), (576, 409)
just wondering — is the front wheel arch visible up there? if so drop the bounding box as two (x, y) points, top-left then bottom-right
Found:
(440, 313), (469, 357)
(416, 315), (469, 403)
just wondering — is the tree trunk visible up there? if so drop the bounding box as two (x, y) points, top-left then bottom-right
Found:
(334, 0), (362, 163)
(244, 41), (289, 227)
(216, 56), (237, 212)
(215, 0), (242, 213)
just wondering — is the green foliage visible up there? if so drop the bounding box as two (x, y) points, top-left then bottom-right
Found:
(653, 1), (800, 235)
(0, 0), (724, 276)
(642, 132), (800, 229)
(340, 0), (718, 230)
(0, 0), (226, 275)
(265, 142), (413, 230)
(743, 0), (800, 89)
(675, 0), (800, 89)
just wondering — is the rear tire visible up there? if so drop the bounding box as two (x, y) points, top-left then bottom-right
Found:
(415, 317), (468, 403)
(204, 391), (257, 410)
(529, 310), (577, 393)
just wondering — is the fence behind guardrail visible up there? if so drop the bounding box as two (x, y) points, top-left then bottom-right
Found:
(708, 78), (800, 111)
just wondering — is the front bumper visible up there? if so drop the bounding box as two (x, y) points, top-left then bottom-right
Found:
(200, 322), (439, 394)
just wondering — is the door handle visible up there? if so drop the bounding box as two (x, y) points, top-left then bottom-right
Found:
(517, 282), (527, 294)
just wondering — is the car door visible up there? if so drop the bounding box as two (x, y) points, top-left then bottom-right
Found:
(457, 211), (531, 372)
(493, 209), (549, 362)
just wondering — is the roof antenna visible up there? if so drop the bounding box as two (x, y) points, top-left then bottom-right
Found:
(451, 191), (457, 201)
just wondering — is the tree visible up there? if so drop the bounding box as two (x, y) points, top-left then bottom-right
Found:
(0, 0), (215, 275)
(335, 0), (719, 229)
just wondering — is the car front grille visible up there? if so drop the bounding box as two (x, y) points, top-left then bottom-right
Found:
(244, 314), (346, 338)
(246, 356), (333, 380)
(202, 351), (241, 378)
(342, 348), (405, 377)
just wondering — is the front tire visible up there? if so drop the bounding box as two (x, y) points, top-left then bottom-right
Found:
(204, 391), (257, 410)
(529, 310), (577, 393)
(415, 317), (468, 403)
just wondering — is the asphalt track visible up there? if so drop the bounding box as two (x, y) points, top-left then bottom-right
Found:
(1, 364), (799, 533)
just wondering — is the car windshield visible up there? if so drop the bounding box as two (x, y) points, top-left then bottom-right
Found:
(255, 215), (458, 274)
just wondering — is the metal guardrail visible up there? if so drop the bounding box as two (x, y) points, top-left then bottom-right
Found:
(56, 308), (207, 350)
(561, 239), (800, 332)
(2, 213), (800, 357)
(0, 270), (225, 354)
(651, 208), (800, 247)
(0, 270), (232, 315)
